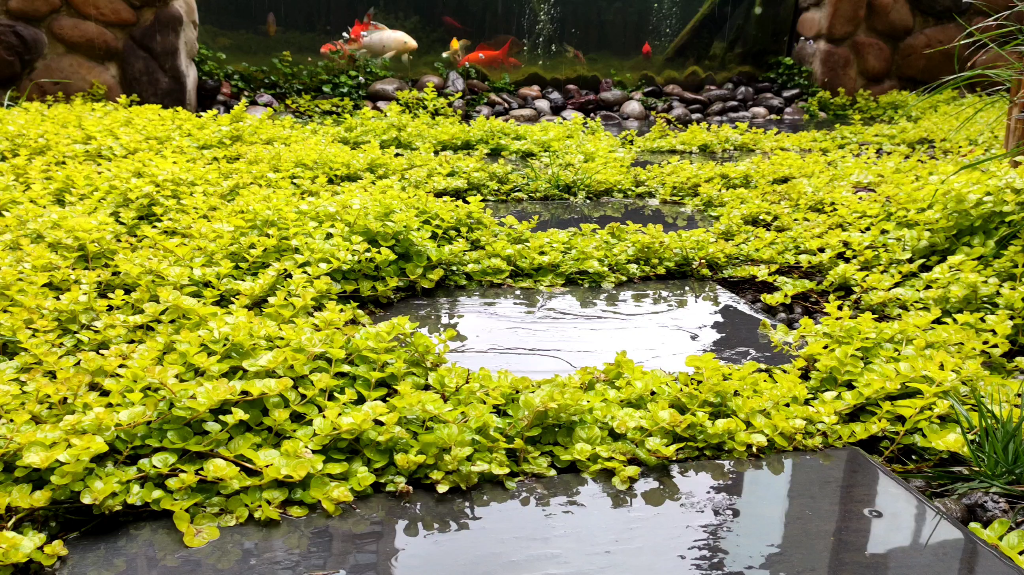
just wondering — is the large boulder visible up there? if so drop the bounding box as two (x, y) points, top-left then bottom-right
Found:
(121, 0), (199, 110)
(797, 10), (823, 38)
(7, 0), (63, 21)
(67, 0), (138, 26)
(907, 0), (967, 17)
(850, 36), (893, 81)
(0, 19), (47, 84)
(21, 54), (122, 100)
(895, 23), (965, 83)
(867, 0), (914, 39)
(824, 0), (868, 42)
(814, 42), (858, 95)
(50, 16), (122, 61)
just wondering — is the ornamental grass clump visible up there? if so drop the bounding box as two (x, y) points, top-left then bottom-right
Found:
(0, 90), (1022, 570)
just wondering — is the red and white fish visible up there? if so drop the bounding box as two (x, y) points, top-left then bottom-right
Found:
(458, 39), (514, 69)
(642, 41), (653, 60)
(320, 8), (389, 56)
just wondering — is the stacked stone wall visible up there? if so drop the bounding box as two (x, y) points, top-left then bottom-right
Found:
(794, 0), (1015, 95)
(0, 0), (198, 110)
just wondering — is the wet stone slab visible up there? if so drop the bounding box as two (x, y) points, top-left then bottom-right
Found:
(57, 448), (1019, 575)
(483, 199), (707, 233)
(376, 281), (788, 378)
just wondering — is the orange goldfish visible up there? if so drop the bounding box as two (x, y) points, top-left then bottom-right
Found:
(349, 8), (387, 43)
(458, 39), (514, 69)
(266, 12), (277, 37)
(642, 41), (652, 60)
(563, 43), (585, 65)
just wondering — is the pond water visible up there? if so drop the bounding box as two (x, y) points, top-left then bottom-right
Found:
(483, 199), (707, 232)
(57, 448), (1018, 575)
(376, 281), (787, 378)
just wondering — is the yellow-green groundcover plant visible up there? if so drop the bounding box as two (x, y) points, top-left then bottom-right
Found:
(0, 91), (1022, 571)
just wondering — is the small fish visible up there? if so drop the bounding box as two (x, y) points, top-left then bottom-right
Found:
(642, 41), (652, 60)
(564, 43), (585, 65)
(458, 39), (514, 70)
(507, 57), (523, 69)
(442, 37), (471, 62)
(266, 12), (277, 37)
(442, 16), (472, 33)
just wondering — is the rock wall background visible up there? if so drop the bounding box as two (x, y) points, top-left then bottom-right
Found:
(0, 0), (198, 110)
(793, 0), (1015, 96)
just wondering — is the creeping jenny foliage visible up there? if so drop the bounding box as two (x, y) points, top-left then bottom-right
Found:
(0, 91), (1022, 570)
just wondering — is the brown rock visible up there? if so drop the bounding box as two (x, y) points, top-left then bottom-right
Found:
(49, 16), (122, 61)
(814, 43), (858, 95)
(7, 0), (63, 21)
(21, 54), (121, 100)
(414, 74), (445, 91)
(895, 23), (966, 83)
(825, 0), (868, 42)
(865, 79), (899, 96)
(0, 19), (47, 83)
(793, 38), (817, 68)
(850, 36), (893, 81)
(797, 10), (823, 38)
(67, 0), (138, 26)
(121, 3), (198, 110)
(967, 48), (1018, 91)
(867, 0), (914, 39)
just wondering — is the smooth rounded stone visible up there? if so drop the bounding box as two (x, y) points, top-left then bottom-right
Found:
(443, 71), (466, 95)
(753, 82), (774, 94)
(471, 105), (493, 119)
(789, 322), (801, 330)
(748, 106), (770, 120)
(451, 98), (467, 116)
(245, 105), (270, 117)
(562, 84), (582, 99)
(567, 95), (599, 113)
(598, 89), (629, 108)
(722, 82), (735, 91)
(374, 101), (392, 111)
(781, 88), (803, 103)
(791, 304), (806, 316)
(466, 79), (490, 94)
(67, 0), (138, 26)
(0, 19), (48, 83)
(783, 106), (807, 121)
(8, 0), (63, 20)
(655, 102), (674, 114)
(735, 85), (755, 103)
(415, 74), (445, 91)
(669, 100), (686, 110)
(539, 115), (562, 123)
(818, 43), (858, 95)
(619, 100), (646, 120)
(754, 302), (770, 313)
(868, 0), (915, 39)
(517, 85), (542, 100)
(629, 90), (643, 101)
(212, 103), (230, 115)
(726, 111), (753, 122)
(723, 101), (743, 113)
(509, 108), (539, 123)
(686, 104), (704, 114)
(895, 23), (965, 84)
(962, 491), (1011, 525)
(667, 107), (692, 125)
(663, 84), (686, 98)
(703, 89), (734, 103)
(560, 109), (585, 120)
(542, 88), (566, 111)
(642, 85), (663, 98)
(492, 104), (508, 117)
(499, 92), (525, 109)
(754, 94), (786, 114)
(774, 313), (790, 324)
(51, 15), (122, 61)
(254, 93), (278, 108)
(533, 98), (552, 117)
(933, 498), (970, 525)
(705, 102), (727, 117)
(596, 111), (622, 125)
(197, 78), (220, 98)
(790, 313), (805, 323)
(690, 113), (705, 123)
(812, 313), (826, 322)
(367, 78), (409, 101)
(21, 54), (121, 101)
(486, 93), (505, 107)
(730, 75), (748, 86)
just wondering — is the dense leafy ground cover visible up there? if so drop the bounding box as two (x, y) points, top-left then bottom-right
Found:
(0, 92), (1021, 570)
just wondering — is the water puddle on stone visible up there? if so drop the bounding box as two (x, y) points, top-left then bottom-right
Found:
(57, 448), (1018, 575)
(376, 280), (788, 379)
(484, 199), (707, 232)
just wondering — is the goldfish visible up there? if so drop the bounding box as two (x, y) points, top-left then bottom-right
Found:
(266, 12), (277, 37)
(442, 16), (472, 33)
(479, 35), (524, 55)
(458, 39), (514, 70)
(349, 8), (387, 43)
(563, 43), (585, 65)
(507, 57), (523, 69)
(442, 37), (472, 63)
(355, 29), (418, 63)
(642, 41), (652, 60)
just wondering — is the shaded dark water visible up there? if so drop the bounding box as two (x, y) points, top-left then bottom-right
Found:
(58, 448), (1019, 575)
(377, 281), (788, 378)
(484, 199), (707, 232)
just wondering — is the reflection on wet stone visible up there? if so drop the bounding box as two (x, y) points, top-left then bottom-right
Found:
(59, 449), (1020, 575)
(483, 199), (708, 232)
(377, 280), (789, 378)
